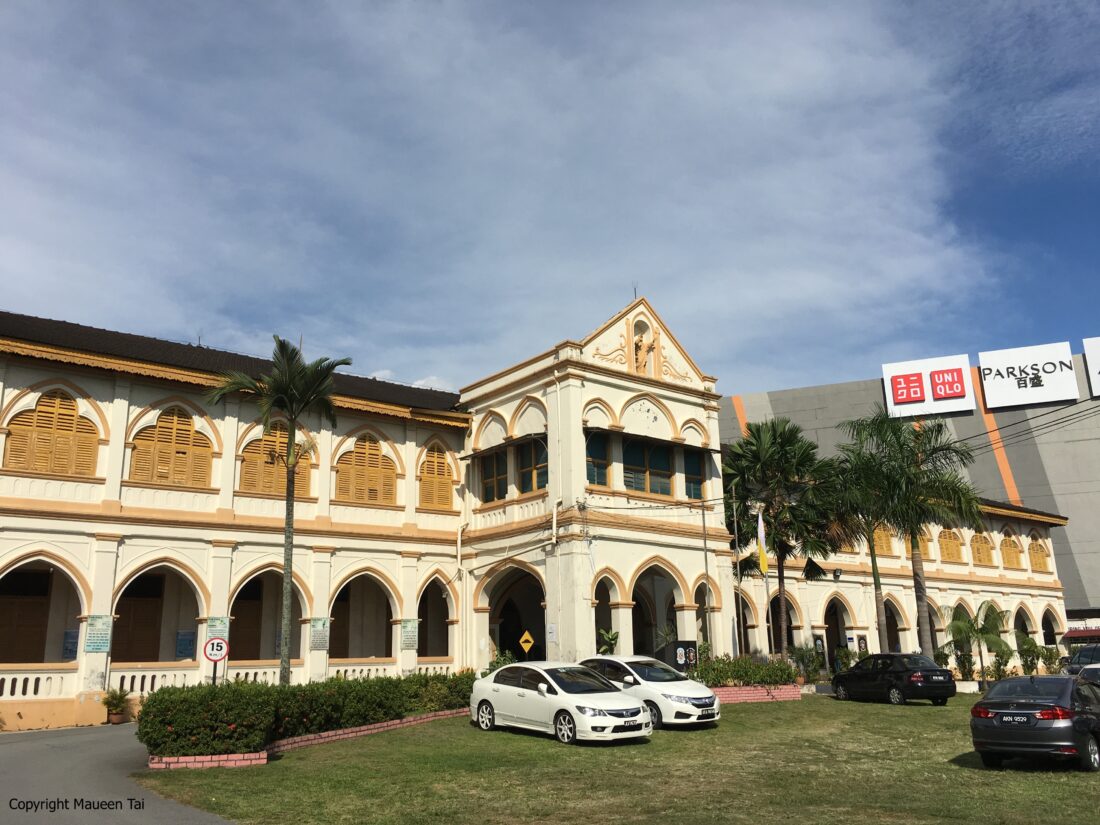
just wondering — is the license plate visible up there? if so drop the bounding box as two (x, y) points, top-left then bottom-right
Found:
(623, 720), (640, 727)
(700, 708), (716, 717)
(931, 675), (946, 681)
(999, 714), (1031, 725)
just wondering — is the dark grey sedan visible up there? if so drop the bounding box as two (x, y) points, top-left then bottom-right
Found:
(970, 676), (1100, 770)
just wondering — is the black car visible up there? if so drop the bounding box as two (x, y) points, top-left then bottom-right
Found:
(833, 653), (956, 705)
(1063, 644), (1100, 675)
(970, 675), (1100, 770)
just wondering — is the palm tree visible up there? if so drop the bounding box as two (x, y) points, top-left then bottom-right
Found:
(724, 418), (850, 658)
(844, 406), (983, 656)
(208, 337), (351, 685)
(943, 600), (1011, 689)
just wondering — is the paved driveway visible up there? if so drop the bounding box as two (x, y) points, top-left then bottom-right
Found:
(1, 723), (228, 824)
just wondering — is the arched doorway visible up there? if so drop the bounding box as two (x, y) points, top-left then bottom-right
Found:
(732, 592), (753, 657)
(0, 560), (82, 663)
(1013, 608), (1034, 640)
(928, 601), (945, 651)
(694, 583), (713, 646)
(631, 566), (679, 657)
(768, 595), (796, 652)
(487, 568), (545, 660)
(594, 578), (613, 652)
(330, 573), (394, 659)
(884, 601), (903, 653)
(229, 571), (305, 661)
(112, 566), (201, 663)
(823, 598), (851, 672)
(1041, 610), (1059, 646)
(417, 579), (449, 657)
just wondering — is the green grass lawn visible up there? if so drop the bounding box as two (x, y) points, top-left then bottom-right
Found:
(136, 696), (1096, 825)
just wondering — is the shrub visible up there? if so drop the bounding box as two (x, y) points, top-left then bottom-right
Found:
(484, 649), (517, 675)
(932, 649), (950, 668)
(955, 652), (975, 681)
(102, 686), (131, 714)
(833, 647), (858, 673)
(691, 655), (798, 687)
(1038, 645), (1063, 675)
(991, 650), (1011, 682)
(788, 643), (820, 680)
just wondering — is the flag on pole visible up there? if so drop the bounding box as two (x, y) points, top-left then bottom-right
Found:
(756, 510), (768, 575)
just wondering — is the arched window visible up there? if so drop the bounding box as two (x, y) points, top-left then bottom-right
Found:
(4, 390), (99, 477)
(1028, 538), (1050, 573)
(873, 526), (895, 557)
(1000, 536), (1024, 570)
(335, 436), (396, 504)
(419, 445), (453, 510)
(239, 423), (311, 497)
(971, 534), (994, 566)
(906, 530), (933, 561)
(938, 530), (963, 563)
(129, 408), (212, 487)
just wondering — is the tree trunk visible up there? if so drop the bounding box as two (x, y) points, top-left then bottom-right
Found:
(910, 533), (933, 655)
(977, 643), (987, 690)
(777, 554), (788, 659)
(867, 526), (888, 653)
(279, 429), (297, 686)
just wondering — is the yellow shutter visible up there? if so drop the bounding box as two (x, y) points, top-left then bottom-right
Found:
(334, 437), (394, 505)
(129, 408), (212, 487)
(419, 446), (453, 509)
(4, 391), (99, 477)
(4, 423), (31, 469)
(1028, 540), (1048, 573)
(873, 527), (894, 557)
(939, 531), (962, 562)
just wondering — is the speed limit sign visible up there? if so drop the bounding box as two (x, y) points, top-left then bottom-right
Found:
(203, 637), (229, 663)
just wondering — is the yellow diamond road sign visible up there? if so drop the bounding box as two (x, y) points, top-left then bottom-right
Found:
(519, 630), (534, 654)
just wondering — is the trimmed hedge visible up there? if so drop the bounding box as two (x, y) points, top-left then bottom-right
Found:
(690, 655), (799, 688)
(137, 671), (476, 757)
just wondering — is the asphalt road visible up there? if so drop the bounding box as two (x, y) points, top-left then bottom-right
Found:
(0, 723), (228, 825)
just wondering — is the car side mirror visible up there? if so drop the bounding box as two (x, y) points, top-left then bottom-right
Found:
(623, 675), (635, 684)
(537, 683), (548, 696)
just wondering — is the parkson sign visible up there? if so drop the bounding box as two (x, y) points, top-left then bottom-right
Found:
(978, 342), (1079, 409)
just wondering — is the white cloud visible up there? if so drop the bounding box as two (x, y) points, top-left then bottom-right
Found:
(0, 1), (1093, 396)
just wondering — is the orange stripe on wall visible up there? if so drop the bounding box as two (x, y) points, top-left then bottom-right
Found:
(971, 365), (1022, 506)
(731, 395), (749, 437)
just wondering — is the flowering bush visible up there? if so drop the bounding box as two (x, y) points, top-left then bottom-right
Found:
(690, 654), (798, 687)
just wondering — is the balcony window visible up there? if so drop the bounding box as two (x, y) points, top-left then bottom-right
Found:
(516, 436), (548, 494)
(479, 449), (508, 503)
(623, 438), (672, 496)
(684, 448), (705, 500)
(586, 431), (609, 486)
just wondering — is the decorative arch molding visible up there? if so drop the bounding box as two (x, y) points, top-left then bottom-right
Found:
(1041, 606), (1064, 633)
(416, 568), (459, 618)
(235, 418), (318, 461)
(766, 588), (805, 628)
(507, 395), (549, 439)
(0, 378), (111, 440)
(126, 395), (223, 454)
(882, 595), (911, 630)
(926, 596), (947, 628)
(412, 437), (460, 482)
(691, 573), (723, 610)
(328, 565), (403, 617)
(331, 425), (406, 476)
(732, 587), (759, 626)
(590, 567), (627, 602)
(617, 393), (678, 441)
(229, 562), (313, 617)
(627, 556), (689, 603)
(1012, 602), (1038, 632)
(0, 548), (92, 614)
(678, 418), (710, 448)
(951, 598), (974, 619)
(820, 591), (859, 627)
(581, 398), (619, 429)
(473, 558), (546, 609)
(472, 410), (509, 452)
(112, 556), (211, 616)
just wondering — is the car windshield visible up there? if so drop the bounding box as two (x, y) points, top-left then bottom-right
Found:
(985, 678), (1069, 702)
(1071, 647), (1100, 665)
(626, 659), (687, 683)
(901, 656), (938, 669)
(545, 667), (619, 694)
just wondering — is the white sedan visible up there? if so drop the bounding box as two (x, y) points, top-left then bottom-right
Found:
(579, 655), (720, 728)
(469, 661), (653, 744)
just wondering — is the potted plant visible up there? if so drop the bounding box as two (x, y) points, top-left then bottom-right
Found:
(102, 687), (131, 724)
(597, 628), (619, 655)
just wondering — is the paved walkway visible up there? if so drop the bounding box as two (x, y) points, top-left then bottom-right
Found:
(1, 723), (228, 824)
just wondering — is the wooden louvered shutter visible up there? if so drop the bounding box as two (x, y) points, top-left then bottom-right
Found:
(379, 456), (396, 504)
(4, 412), (33, 470)
(420, 446), (452, 509)
(335, 450), (354, 501)
(74, 418), (98, 476)
(130, 435), (153, 481)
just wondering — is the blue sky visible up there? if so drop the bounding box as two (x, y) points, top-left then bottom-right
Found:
(1, 1), (1096, 394)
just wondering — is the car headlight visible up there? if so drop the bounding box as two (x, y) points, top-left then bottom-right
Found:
(575, 706), (608, 717)
(661, 694), (694, 705)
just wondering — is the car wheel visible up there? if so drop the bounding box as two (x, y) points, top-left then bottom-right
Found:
(1080, 735), (1100, 772)
(645, 701), (663, 729)
(932, 698), (948, 706)
(476, 701), (496, 731)
(888, 687), (906, 706)
(554, 711), (578, 745)
(834, 684), (849, 701)
(979, 752), (1004, 769)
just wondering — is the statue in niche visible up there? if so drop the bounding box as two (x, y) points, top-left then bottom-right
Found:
(633, 321), (655, 376)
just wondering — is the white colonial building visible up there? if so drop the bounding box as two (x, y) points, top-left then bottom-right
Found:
(0, 300), (1068, 729)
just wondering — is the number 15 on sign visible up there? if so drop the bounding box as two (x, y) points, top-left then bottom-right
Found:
(204, 637), (229, 685)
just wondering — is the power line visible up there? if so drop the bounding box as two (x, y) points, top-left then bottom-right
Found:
(968, 404), (1100, 458)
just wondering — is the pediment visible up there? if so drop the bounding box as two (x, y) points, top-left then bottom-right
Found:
(580, 298), (710, 389)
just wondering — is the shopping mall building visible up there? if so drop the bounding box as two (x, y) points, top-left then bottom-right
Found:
(0, 300), (1079, 729)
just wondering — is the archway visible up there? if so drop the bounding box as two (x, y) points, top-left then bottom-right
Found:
(417, 579), (449, 657)
(594, 578), (613, 652)
(768, 595), (796, 652)
(884, 601), (903, 653)
(112, 566), (200, 663)
(694, 583), (713, 646)
(488, 568), (545, 660)
(330, 574), (394, 659)
(732, 592), (753, 657)
(1041, 610), (1059, 646)
(229, 571), (305, 661)
(0, 560), (82, 663)
(1013, 608), (1034, 641)
(631, 566), (679, 657)
(928, 601), (946, 652)
(823, 597), (851, 672)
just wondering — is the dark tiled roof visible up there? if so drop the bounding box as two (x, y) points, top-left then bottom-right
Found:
(978, 497), (1066, 523)
(0, 309), (460, 412)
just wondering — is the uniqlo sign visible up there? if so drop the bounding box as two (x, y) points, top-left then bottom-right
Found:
(882, 355), (975, 418)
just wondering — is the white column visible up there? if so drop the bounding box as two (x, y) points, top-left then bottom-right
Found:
(103, 378), (131, 502)
(81, 534), (122, 694)
(216, 398), (239, 512)
(398, 551), (420, 673)
(307, 547), (334, 682)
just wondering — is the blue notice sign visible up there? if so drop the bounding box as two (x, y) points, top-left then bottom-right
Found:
(62, 629), (79, 660)
(175, 631), (197, 659)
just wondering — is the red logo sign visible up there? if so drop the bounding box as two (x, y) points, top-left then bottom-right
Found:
(930, 368), (966, 400)
(891, 373), (925, 404)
